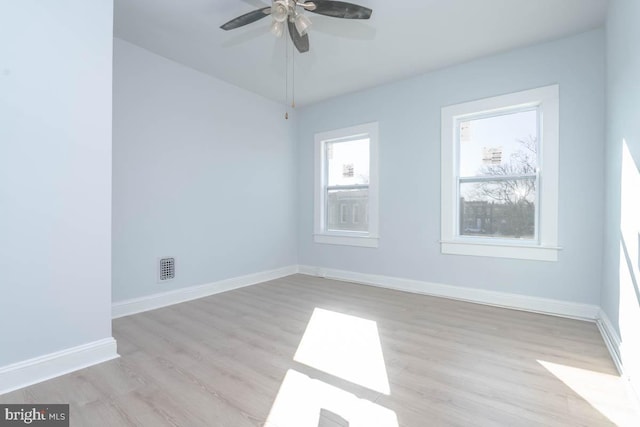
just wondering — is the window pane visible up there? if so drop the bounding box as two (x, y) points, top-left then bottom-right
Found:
(327, 188), (369, 232)
(459, 179), (536, 239)
(327, 138), (370, 186)
(459, 110), (538, 178)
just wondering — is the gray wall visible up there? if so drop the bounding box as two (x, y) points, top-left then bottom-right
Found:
(112, 39), (297, 302)
(297, 30), (606, 304)
(602, 0), (640, 389)
(0, 1), (114, 366)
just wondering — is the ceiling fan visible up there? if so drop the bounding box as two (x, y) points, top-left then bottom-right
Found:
(220, 0), (373, 53)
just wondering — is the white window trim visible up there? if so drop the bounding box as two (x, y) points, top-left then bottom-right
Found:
(440, 85), (560, 261)
(314, 122), (379, 248)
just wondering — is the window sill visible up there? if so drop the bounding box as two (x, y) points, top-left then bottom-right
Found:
(314, 233), (379, 248)
(440, 240), (561, 261)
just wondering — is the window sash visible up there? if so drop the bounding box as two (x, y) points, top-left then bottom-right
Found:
(324, 185), (370, 233)
(454, 106), (541, 243)
(458, 173), (537, 183)
(456, 175), (540, 242)
(326, 184), (369, 191)
(455, 107), (541, 178)
(323, 139), (370, 233)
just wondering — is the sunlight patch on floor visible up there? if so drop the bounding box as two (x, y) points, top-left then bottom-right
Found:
(266, 308), (396, 426)
(264, 369), (398, 427)
(538, 360), (639, 426)
(294, 308), (390, 394)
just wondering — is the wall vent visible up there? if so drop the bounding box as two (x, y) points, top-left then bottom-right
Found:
(159, 257), (175, 281)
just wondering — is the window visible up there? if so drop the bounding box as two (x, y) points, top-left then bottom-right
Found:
(340, 204), (348, 224)
(441, 85), (560, 261)
(352, 205), (360, 224)
(314, 122), (379, 247)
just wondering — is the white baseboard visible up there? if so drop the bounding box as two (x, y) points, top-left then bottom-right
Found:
(596, 309), (640, 408)
(112, 265), (298, 319)
(297, 265), (600, 320)
(596, 309), (624, 373)
(0, 338), (118, 395)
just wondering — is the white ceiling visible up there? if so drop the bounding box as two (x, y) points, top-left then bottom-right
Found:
(114, 0), (608, 106)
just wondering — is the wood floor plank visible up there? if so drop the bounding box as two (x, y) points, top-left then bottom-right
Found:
(1, 274), (637, 426)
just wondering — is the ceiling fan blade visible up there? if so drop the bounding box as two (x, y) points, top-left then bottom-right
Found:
(221, 24), (271, 48)
(307, 1), (372, 19)
(287, 20), (310, 53)
(220, 7), (271, 30)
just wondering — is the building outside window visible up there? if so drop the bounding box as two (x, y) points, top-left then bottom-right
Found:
(339, 203), (349, 224)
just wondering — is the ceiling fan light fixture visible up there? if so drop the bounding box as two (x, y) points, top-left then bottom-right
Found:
(271, 0), (289, 22)
(294, 13), (312, 36)
(270, 20), (284, 37)
(221, 0), (373, 53)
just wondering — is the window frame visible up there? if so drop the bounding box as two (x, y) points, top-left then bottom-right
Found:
(314, 122), (379, 248)
(440, 85), (560, 261)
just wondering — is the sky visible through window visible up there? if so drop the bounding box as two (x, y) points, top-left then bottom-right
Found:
(459, 109), (538, 177)
(327, 138), (370, 186)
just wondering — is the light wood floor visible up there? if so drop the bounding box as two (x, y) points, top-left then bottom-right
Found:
(2, 274), (638, 426)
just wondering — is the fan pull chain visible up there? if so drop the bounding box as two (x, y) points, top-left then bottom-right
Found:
(291, 40), (296, 109)
(284, 31), (289, 120)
